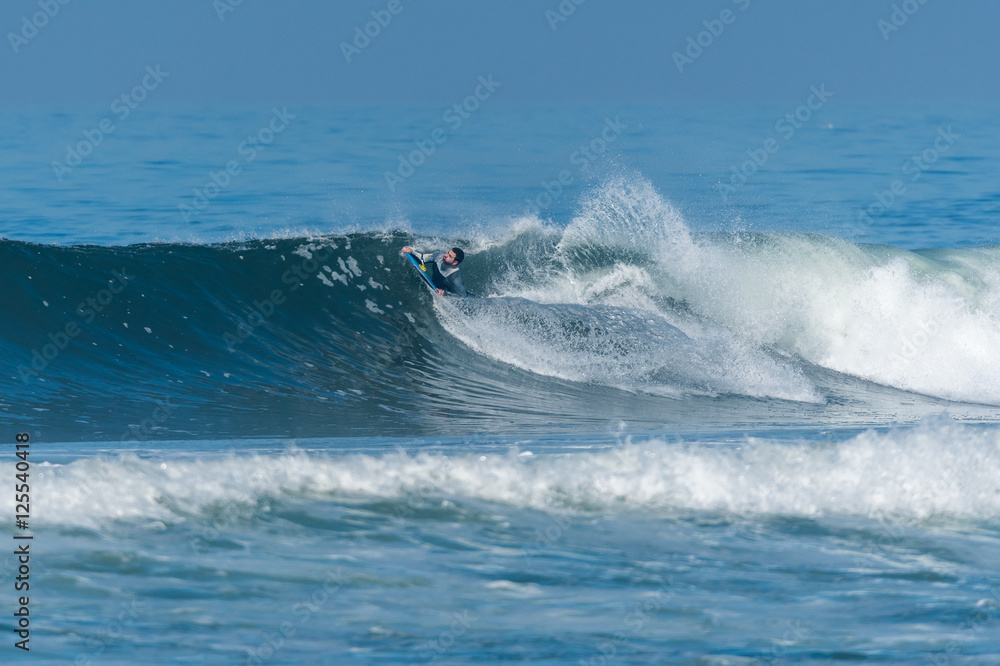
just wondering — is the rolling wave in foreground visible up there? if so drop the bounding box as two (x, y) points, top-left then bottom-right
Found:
(7, 419), (1000, 529)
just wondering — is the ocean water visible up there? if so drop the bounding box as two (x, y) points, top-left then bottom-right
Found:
(2, 104), (1000, 664)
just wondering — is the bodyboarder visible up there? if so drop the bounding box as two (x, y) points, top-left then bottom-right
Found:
(401, 246), (467, 297)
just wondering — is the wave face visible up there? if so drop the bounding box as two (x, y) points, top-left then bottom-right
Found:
(3, 176), (999, 440)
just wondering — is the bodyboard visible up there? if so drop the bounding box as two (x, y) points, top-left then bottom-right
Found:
(406, 252), (439, 293)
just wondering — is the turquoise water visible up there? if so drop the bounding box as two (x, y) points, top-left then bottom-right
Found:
(4, 105), (998, 248)
(2, 105), (999, 663)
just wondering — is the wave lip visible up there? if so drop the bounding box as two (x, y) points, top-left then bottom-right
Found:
(450, 177), (822, 402)
(483, 176), (1000, 406)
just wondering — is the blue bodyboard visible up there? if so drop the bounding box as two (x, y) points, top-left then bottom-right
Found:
(406, 253), (440, 293)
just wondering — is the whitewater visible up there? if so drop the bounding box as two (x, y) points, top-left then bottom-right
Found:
(2, 105), (1000, 663)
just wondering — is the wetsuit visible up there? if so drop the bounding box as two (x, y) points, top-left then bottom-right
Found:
(413, 251), (467, 297)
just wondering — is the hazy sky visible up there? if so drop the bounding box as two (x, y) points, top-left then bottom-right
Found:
(1, 0), (997, 106)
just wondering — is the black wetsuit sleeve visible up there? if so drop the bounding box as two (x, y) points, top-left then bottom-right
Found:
(445, 271), (467, 297)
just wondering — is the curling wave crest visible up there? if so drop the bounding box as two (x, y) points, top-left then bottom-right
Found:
(445, 176), (1000, 404)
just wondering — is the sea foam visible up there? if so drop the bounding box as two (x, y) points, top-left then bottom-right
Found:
(7, 420), (999, 528)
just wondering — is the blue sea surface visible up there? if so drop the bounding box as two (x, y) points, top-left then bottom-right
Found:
(1, 105), (999, 663)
